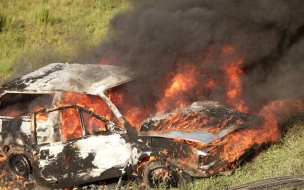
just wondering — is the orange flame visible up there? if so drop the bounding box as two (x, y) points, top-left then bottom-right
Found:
(56, 92), (122, 140)
(61, 108), (82, 141)
(150, 111), (238, 134)
(102, 45), (250, 126)
(200, 99), (303, 172)
(99, 45), (304, 173)
(106, 90), (153, 126)
(156, 64), (199, 112)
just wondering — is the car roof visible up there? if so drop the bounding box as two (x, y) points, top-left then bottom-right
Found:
(0, 63), (137, 97)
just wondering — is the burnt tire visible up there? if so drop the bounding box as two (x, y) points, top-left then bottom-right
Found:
(6, 149), (32, 178)
(143, 160), (186, 189)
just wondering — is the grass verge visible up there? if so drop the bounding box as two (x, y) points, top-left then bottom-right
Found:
(0, 0), (128, 83)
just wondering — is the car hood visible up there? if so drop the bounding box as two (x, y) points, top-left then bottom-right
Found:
(138, 101), (261, 144)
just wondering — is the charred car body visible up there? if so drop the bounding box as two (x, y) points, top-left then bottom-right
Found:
(0, 63), (263, 189)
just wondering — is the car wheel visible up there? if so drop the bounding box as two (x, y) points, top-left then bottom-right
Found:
(142, 160), (185, 189)
(6, 148), (32, 178)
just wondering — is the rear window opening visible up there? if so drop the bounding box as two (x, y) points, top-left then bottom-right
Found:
(0, 93), (54, 117)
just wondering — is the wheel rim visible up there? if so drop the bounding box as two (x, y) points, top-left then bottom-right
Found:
(9, 154), (31, 177)
(149, 167), (178, 188)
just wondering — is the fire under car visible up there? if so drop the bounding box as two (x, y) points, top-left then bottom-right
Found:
(0, 63), (267, 189)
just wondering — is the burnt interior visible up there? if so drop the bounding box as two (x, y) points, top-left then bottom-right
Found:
(0, 93), (54, 117)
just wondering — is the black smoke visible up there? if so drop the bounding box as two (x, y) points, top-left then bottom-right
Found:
(76, 0), (304, 114)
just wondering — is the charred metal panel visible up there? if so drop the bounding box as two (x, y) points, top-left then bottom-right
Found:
(20, 119), (31, 134)
(99, 92), (137, 137)
(36, 111), (60, 144)
(33, 133), (133, 188)
(1, 64), (64, 91)
(0, 63), (138, 96)
(73, 134), (132, 177)
(139, 101), (261, 144)
(0, 116), (31, 149)
(135, 137), (209, 177)
(2, 117), (22, 132)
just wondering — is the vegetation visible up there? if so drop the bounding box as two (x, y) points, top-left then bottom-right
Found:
(1, 0), (304, 189)
(0, 0), (127, 83)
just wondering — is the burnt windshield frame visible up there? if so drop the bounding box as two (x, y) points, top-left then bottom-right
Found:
(78, 107), (126, 133)
(79, 110), (108, 135)
(33, 105), (125, 144)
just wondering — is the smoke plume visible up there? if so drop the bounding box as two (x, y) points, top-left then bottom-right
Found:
(77, 0), (304, 114)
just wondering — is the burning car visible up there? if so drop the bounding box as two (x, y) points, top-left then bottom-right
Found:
(0, 63), (276, 189)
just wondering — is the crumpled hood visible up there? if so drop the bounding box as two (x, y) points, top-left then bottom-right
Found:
(138, 101), (261, 144)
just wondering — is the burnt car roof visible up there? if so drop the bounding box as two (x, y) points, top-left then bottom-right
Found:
(0, 63), (138, 97)
(139, 101), (262, 144)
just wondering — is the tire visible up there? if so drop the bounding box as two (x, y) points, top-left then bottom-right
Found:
(142, 160), (186, 189)
(6, 148), (32, 178)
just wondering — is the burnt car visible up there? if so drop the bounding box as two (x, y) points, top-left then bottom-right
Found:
(0, 63), (263, 189)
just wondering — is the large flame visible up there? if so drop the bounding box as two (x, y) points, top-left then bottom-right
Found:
(156, 64), (200, 112)
(199, 99), (303, 173)
(56, 92), (122, 139)
(102, 45), (251, 127)
(1, 44), (301, 175)
(222, 45), (248, 113)
(98, 45), (304, 172)
(106, 90), (153, 127)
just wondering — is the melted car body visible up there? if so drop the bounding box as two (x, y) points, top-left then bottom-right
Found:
(0, 63), (261, 189)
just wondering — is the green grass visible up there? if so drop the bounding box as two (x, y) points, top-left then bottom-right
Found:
(0, 0), (127, 82)
(1, 1), (304, 189)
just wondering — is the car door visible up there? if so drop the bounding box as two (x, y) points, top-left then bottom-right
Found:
(32, 109), (67, 185)
(33, 107), (132, 187)
(68, 109), (132, 182)
(33, 107), (102, 186)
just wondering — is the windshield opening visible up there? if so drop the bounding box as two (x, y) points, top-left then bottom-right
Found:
(59, 92), (123, 128)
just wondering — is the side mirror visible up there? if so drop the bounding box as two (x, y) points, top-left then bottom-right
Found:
(107, 121), (123, 132)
